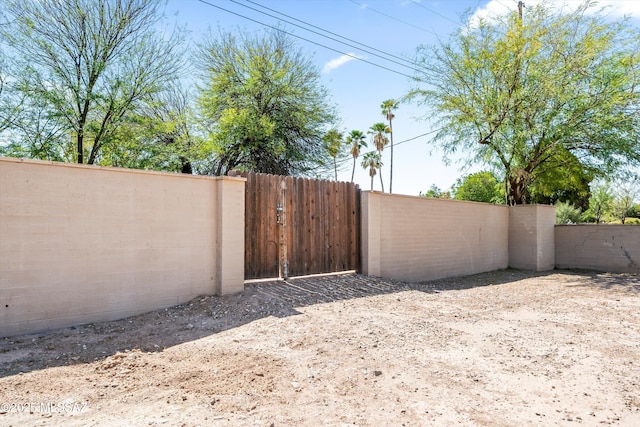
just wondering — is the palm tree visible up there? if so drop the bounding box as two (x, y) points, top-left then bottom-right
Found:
(346, 129), (366, 183)
(323, 129), (344, 181)
(361, 151), (380, 191)
(369, 122), (389, 192)
(381, 99), (399, 193)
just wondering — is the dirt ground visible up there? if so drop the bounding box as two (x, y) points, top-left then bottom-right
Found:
(1, 269), (639, 426)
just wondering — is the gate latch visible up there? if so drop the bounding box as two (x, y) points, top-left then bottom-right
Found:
(276, 202), (283, 224)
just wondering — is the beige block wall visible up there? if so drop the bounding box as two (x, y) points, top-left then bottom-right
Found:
(216, 177), (246, 295)
(362, 192), (509, 282)
(508, 205), (556, 271)
(0, 157), (245, 337)
(555, 225), (640, 273)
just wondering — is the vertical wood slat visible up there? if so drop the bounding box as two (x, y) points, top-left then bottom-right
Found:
(242, 171), (361, 279)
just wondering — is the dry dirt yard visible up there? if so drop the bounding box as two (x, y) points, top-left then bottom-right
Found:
(1, 269), (639, 426)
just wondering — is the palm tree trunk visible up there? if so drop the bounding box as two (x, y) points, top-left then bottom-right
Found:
(389, 120), (394, 194)
(378, 151), (384, 193)
(351, 158), (356, 182)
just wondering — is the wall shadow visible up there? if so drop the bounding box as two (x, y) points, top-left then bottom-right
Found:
(561, 268), (640, 294)
(1, 268), (633, 378)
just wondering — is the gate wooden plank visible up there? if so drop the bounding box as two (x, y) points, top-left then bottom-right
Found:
(333, 181), (341, 271)
(244, 174), (256, 278)
(245, 171), (255, 278)
(319, 178), (327, 273)
(284, 175), (294, 278)
(313, 178), (321, 274)
(329, 180), (338, 272)
(299, 176), (307, 276)
(268, 174), (279, 278)
(256, 172), (264, 278)
(340, 181), (348, 270)
(355, 184), (361, 272)
(345, 181), (353, 271)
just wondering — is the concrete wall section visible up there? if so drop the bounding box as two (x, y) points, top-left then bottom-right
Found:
(0, 157), (245, 337)
(361, 191), (381, 277)
(555, 225), (640, 273)
(216, 177), (246, 295)
(361, 192), (509, 282)
(509, 205), (556, 271)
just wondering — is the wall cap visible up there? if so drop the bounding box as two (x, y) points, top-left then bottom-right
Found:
(0, 156), (246, 182)
(360, 189), (510, 208)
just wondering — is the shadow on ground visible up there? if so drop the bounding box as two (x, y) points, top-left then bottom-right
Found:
(566, 269), (640, 294)
(1, 268), (634, 378)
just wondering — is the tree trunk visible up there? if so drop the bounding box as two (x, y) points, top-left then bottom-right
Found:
(508, 173), (528, 205)
(77, 132), (83, 164)
(180, 158), (193, 174)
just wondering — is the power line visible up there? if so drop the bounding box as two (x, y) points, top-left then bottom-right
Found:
(348, 0), (436, 35)
(229, 0), (415, 71)
(335, 127), (444, 168)
(408, 0), (462, 26)
(494, 0), (513, 10)
(195, 0), (417, 79)
(238, 0), (420, 71)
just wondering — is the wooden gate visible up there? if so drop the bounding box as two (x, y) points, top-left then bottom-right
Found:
(236, 171), (361, 280)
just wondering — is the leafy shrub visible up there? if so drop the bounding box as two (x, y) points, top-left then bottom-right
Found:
(556, 201), (583, 224)
(610, 217), (640, 225)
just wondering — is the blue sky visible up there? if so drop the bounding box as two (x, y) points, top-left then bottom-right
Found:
(166, 0), (640, 196)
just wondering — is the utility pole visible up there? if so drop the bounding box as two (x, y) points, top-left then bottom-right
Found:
(518, 1), (525, 21)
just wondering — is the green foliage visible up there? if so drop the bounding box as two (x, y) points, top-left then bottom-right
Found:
(420, 184), (451, 199)
(555, 201), (583, 224)
(97, 84), (205, 174)
(0, 75), (71, 162)
(611, 196), (635, 224)
(196, 27), (336, 176)
(584, 183), (614, 223)
(408, 1), (640, 205)
(608, 177), (640, 224)
(368, 122), (389, 192)
(361, 151), (380, 191)
(380, 99), (399, 193)
(0, 48), (20, 134)
(525, 151), (593, 210)
(346, 129), (367, 183)
(322, 129), (345, 181)
(453, 171), (504, 204)
(1, 0), (185, 165)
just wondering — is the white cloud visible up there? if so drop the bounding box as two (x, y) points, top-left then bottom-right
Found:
(596, 0), (640, 18)
(468, 0), (511, 26)
(468, 0), (640, 27)
(322, 54), (362, 74)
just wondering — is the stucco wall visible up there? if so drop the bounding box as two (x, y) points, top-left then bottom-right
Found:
(555, 225), (640, 273)
(0, 157), (245, 337)
(508, 205), (556, 271)
(361, 192), (509, 282)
